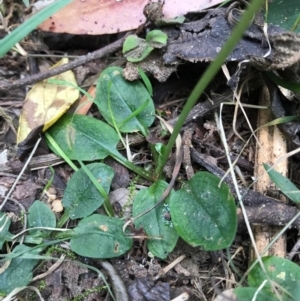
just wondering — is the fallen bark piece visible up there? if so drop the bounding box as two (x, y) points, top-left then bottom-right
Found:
(251, 85), (287, 258)
(237, 204), (300, 229)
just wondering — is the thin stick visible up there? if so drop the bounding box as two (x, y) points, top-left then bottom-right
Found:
(155, 254), (186, 281)
(31, 254), (66, 282)
(0, 36), (127, 90)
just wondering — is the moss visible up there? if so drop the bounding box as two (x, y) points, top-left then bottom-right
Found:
(37, 279), (46, 291)
(45, 245), (76, 260)
(72, 286), (106, 301)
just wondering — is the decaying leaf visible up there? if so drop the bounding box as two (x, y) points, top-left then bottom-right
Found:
(38, 0), (224, 35)
(250, 32), (300, 70)
(163, 8), (285, 65)
(17, 58), (79, 159)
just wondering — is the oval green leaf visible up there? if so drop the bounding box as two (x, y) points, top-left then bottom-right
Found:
(63, 163), (114, 219)
(267, 0), (300, 32)
(0, 245), (39, 295)
(47, 114), (120, 161)
(123, 43), (153, 62)
(70, 214), (132, 258)
(95, 67), (155, 133)
(122, 35), (145, 53)
(169, 172), (237, 250)
(146, 29), (168, 48)
(249, 256), (300, 300)
(123, 34), (155, 62)
(133, 180), (179, 259)
(28, 201), (56, 236)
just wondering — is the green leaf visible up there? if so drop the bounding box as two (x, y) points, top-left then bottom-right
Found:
(123, 31), (167, 62)
(0, 245), (39, 295)
(28, 201), (56, 236)
(146, 30), (168, 48)
(122, 30), (167, 62)
(138, 67), (153, 96)
(263, 163), (300, 203)
(47, 114), (153, 181)
(0, 212), (13, 249)
(132, 180), (179, 259)
(155, 143), (165, 156)
(63, 163), (114, 219)
(0, 0), (73, 57)
(124, 44), (154, 62)
(155, 16), (185, 26)
(249, 256), (300, 301)
(169, 172), (237, 250)
(266, 72), (300, 93)
(267, 0), (300, 32)
(122, 35), (145, 53)
(77, 160), (114, 216)
(95, 67), (155, 133)
(47, 114), (120, 161)
(123, 35), (153, 62)
(233, 287), (276, 301)
(70, 214), (132, 258)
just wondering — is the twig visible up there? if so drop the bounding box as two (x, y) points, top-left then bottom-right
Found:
(99, 260), (129, 301)
(237, 205), (300, 229)
(155, 254), (186, 281)
(287, 238), (300, 260)
(190, 149), (279, 207)
(0, 36), (127, 90)
(182, 128), (194, 180)
(31, 254), (66, 282)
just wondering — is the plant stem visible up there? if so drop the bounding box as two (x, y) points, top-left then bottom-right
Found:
(155, 0), (265, 175)
(110, 149), (154, 181)
(57, 211), (70, 228)
(45, 132), (79, 171)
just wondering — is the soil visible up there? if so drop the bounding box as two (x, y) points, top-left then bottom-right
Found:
(1, 1), (300, 301)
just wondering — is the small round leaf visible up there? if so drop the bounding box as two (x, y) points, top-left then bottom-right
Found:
(70, 214), (132, 258)
(95, 67), (155, 133)
(62, 163), (114, 219)
(169, 172), (237, 250)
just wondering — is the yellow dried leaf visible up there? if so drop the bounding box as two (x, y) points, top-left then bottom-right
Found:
(17, 58), (79, 145)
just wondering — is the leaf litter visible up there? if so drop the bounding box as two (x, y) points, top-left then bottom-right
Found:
(1, 0), (300, 300)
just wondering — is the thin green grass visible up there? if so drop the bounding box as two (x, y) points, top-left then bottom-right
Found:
(0, 0), (73, 57)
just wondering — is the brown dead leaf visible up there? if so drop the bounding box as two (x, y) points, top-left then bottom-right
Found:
(13, 180), (42, 200)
